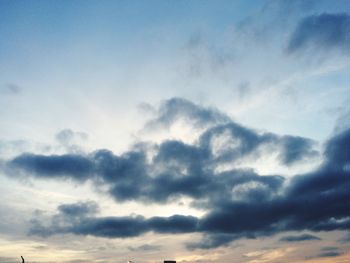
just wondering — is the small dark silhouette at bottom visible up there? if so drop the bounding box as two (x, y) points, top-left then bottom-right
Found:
(20, 256), (175, 262)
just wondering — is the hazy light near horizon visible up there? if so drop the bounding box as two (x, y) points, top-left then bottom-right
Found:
(1, 1), (350, 262)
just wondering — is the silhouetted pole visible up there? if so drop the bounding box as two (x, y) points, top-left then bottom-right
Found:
(21, 256), (25, 263)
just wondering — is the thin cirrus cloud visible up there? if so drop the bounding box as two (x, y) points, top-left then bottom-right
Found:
(3, 98), (350, 250)
(128, 244), (161, 252)
(0, 83), (21, 95)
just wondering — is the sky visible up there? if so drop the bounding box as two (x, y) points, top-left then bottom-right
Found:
(1, 0), (350, 262)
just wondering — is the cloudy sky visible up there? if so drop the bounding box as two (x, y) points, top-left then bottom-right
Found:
(1, 0), (350, 262)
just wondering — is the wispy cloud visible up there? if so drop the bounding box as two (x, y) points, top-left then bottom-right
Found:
(0, 83), (21, 95)
(287, 13), (350, 54)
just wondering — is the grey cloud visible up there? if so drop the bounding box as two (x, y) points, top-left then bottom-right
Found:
(0, 140), (30, 158)
(199, 122), (318, 166)
(288, 13), (350, 53)
(128, 244), (161, 252)
(306, 249), (344, 260)
(338, 232), (350, 243)
(55, 129), (88, 146)
(186, 233), (240, 250)
(1, 83), (21, 95)
(236, 81), (251, 99)
(316, 251), (344, 258)
(58, 201), (99, 217)
(321, 246), (339, 251)
(278, 135), (318, 165)
(55, 129), (89, 153)
(144, 97), (231, 130)
(279, 233), (321, 242)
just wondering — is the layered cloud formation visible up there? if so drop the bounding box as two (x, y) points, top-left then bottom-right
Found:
(3, 98), (350, 250)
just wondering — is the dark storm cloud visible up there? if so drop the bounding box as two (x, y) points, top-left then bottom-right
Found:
(9, 96), (309, 203)
(279, 234), (321, 242)
(193, 127), (350, 248)
(287, 129), (350, 198)
(8, 145), (284, 205)
(30, 204), (199, 239)
(7, 98), (316, 185)
(93, 149), (150, 202)
(148, 215), (199, 234)
(9, 153), (93, 181)
(7, 98), (350, 249)
(30, 215), (148, 238)
(288, 13), (350, 53)
(69, 216), (149, 238)
(25, 126), (350, 248)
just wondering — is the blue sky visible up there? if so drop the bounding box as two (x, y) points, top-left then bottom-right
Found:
(1, 1), (350, 262)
